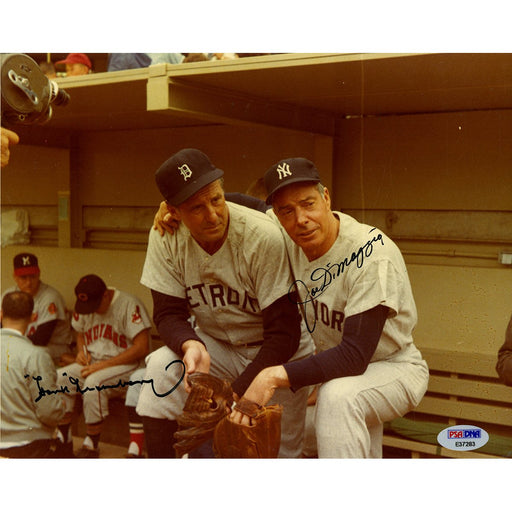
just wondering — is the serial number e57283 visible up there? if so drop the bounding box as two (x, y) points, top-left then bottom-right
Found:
(455, 441), (476, 448)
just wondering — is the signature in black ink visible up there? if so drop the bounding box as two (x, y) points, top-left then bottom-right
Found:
(289, 229), (385, 333)
(25, 359), (186, 403)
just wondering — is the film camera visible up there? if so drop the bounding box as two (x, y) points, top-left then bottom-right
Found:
(1, 53), (70, 127)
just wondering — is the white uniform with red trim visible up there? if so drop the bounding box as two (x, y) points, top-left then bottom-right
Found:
(71, 289), (151, 360)
(56, 288), (152, 424)
(2, 281), (73, 363)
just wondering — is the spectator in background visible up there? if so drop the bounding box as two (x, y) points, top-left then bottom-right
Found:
(55, 53), (92, 76)
(107, 53), (184, 71)
(39, 61), (57, 78)
(182, 53), (210, 63)
(238, 53), (272, 58)
(147, 53), (184, 65)
(211, 53), (239, 60)
(2, 253), (74, 365)
(496, 312), (512, 386)
(0, 291), (66, 458)
(1, 127), (19, 168)
(183, 53), (239, 61)
(107, 53), (151, 70)
(184, 53), (262, 62)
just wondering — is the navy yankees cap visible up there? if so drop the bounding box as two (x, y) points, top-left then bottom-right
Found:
(264, 157), (321, 204)
(13, 253), (40, 276)
(74, 274), (107, 314)
(155, 148), (224, 205)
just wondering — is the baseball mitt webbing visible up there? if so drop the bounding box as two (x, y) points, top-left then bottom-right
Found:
(173, 372), (233, 458)
(213, 397), (282, 458)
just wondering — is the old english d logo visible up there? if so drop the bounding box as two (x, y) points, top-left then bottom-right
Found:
(179, 163), (192, 181)
(276, 162), (292, 180)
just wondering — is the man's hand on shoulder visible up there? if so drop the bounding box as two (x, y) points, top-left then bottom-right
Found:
(153, 200), (180, 236)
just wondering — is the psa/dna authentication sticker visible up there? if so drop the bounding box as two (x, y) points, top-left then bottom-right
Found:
(437, 425), (489, 451)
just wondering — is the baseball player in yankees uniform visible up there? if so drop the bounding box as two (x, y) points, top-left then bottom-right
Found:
(228, 157), (429, 458)
(136, 148), (314, 458)
(2, 253), (73, 364)
(56, 274), (151, 458)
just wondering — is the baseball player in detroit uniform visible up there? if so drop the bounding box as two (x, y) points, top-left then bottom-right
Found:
(2, 253), (73, 364)
(226, 157), (430, 458)
(136, 148), (313, 458)
(56, 274), (151, 457)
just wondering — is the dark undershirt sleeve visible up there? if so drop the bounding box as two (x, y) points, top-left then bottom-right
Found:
(151, 290), (204, 356)
(29, 320), (58, 346)
(284, 304), (389, 391)
(224, 192), (270, 212)
(153, 290), (302, 397)
(231, 293), (301, 397)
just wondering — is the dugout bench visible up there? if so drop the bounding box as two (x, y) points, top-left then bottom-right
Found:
(383, 348), (512, 458)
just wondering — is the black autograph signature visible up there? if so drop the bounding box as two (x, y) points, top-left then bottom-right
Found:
(26, 359), (185, 403)
(290, 229), (385, 333)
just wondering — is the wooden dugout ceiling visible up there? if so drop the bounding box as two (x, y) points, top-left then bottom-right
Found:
(39, 53), (512, 135)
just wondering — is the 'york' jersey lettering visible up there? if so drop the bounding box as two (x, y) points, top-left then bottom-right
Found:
(309, 299), (345, 332)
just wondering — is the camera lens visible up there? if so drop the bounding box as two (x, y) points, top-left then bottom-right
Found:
(48, 80), (70, 106)
(53, 88), (70, 106)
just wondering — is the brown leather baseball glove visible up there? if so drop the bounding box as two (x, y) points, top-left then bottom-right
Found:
(173, 372), (234, 458)
(213, 397), (283, 458)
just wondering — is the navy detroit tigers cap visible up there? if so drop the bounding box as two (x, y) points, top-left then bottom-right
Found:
(155, 148), (224, 205)
(264, 157), (321, 204)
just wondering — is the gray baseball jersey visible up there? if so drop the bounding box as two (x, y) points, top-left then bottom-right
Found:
(268, 210), (423, 363)
(141, 202), (304, 347)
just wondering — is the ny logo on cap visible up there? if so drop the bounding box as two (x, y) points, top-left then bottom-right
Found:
(276, 162), (292, 180)
(179, 164), (193, 181)
(22, 256), (31, 266)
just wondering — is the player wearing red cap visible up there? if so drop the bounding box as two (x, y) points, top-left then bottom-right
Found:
(55, 53), (92, 76)
(2, 253), (73, 365)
